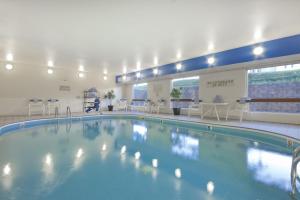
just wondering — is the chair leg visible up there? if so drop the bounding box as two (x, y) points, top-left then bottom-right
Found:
(240, 111), (244, 122)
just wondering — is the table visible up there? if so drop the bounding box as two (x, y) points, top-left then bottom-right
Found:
(199, 102), (229, 121)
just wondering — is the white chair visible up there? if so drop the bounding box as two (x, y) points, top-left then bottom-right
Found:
(116, 99), (128, 111)
(28, 99), (45, 116)
(187, 102), (201, 117)
(151, 100), (165, 114)
(130, 100), (150, 112)
(47, 99), (60, 115)
(226, 102), (248, 122)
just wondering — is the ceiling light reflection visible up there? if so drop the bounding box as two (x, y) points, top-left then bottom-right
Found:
(3, 163), (11, 176)
(207, 181), (215, 194)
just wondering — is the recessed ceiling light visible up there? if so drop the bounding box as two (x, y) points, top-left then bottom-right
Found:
(78, 72), (84, 78)
(103, 69), (107, 75)
(122, 75), (127, 81)
(103, 75), (107, 80)
(47, 68), (53, 74)
(176, 63), (182, 70)
(253, 46), (264, 56)
(153, 68), (158, 75)
(136, 72), (141, 78)
(6, 53), (13, 61)
(123, 66), (127, 74)
(207, 56), (215, 65)
(47, 60), (54, 67)
(5, 64), (13, 70)
(78, 65), (84, 72)
(137, 61), (141, 70)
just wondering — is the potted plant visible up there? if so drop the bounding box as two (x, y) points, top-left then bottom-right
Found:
(170, 88), (182, 115)
(104, 90), (116, 111)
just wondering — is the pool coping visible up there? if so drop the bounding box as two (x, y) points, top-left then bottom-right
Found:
(0, 113), (299, 144)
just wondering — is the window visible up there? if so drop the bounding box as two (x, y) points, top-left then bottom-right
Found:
(171, 76), (199, 108)
(248, 64), (300, 113)
(132, 83), (148, 106)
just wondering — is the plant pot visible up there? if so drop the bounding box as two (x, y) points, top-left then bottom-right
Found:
(173, 108), (181, 115)
(108, 105), (114, 111)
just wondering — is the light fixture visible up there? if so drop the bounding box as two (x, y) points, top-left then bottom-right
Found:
(154, 57), (158, 66)
(207, 56), (215, 65)
(207, 181), (215, 194)
(137, 61), (141, 70)
(103, 75), (107, 80)
(78, 72), (84, 78)
(5, 64), (13, 70)
(6, 53), (13, 61)
(176, 63), (182, 70)
(47, 68), (53, 74)
(120, 145), (127, 154)
(76, 148), (83, 158)
(103, 69), (107, 75)
(47, 60), (54, 67)
(134, 152), (141, 160)
(102, 144), (107, 151)
(123, 66), (127, 73)
(3, 163), (11, 176)
(122, 75), (127, 81)
(136, 72), (141, 78)
(175, 168), (181, 178)
(253, 46), (264, 56)
(78, 65), (84, 72)
(152, 159), (158, 168)
(153, 68), (158, 75)
(45, 154), (52, 165)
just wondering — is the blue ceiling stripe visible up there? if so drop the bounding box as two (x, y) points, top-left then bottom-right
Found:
(116, 34), (300, 83)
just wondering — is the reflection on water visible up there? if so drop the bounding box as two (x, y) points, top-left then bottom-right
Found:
(42, 153), (54, 184)
(247, 148), (294, 191)
(73, 148), (85, 170)
(171, 128), (199, 160)
(103, 120), (115, 135)
(83, 121), (101, 140)
(132, 122), (147, 142)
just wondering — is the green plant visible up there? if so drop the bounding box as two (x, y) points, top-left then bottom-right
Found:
(170, 88), (182, 99)
(104, 90), (116, 106)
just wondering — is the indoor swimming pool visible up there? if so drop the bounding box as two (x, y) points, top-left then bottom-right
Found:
(0, 115), (299, 199)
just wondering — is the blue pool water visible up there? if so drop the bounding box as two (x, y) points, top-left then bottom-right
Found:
(0, 115), (299, 200)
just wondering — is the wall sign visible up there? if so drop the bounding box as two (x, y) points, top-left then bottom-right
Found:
(59, 85), (71, 91)
(206, 80), (234, 88)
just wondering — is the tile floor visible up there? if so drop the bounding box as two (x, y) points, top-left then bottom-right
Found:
(0, 111), (299, 140)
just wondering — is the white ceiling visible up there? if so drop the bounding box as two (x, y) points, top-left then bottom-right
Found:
(0, 0), (300, 75)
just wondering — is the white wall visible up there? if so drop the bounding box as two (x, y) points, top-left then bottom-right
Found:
(0, 64), (120, 115)
(120, 65), (300, 125)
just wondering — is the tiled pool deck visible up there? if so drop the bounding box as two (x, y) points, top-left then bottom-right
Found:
(0, 111), (299, 140)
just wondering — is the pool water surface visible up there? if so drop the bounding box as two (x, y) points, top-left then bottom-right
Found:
(0, 116), (299, 200)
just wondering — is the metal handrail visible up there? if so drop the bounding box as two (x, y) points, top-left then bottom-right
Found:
(66, 106), (71, 118)
(54, 106), (59, 118)
(291, 147), (300, 196)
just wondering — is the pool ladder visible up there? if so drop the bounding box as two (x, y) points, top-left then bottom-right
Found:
(54, 106), (59, 118)
(66, 106), (72, 118)
(291, 146), (300, 196)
